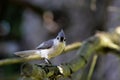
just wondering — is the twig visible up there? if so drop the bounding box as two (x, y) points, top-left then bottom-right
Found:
(87, 54), (98, 80)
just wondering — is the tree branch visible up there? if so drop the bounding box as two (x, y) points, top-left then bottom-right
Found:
(21, 27), (120, 79)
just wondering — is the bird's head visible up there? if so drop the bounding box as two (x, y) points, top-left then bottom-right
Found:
(56, 29), (66, 42)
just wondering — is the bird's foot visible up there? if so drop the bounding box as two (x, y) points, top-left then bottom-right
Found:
(35, 58), (52, 68)
(44, 58), (52, 65)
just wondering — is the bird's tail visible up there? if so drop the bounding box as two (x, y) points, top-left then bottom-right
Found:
(14, 50), (40, 58)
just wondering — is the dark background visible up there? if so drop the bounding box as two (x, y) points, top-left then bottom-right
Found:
(0, 0), (120, 80)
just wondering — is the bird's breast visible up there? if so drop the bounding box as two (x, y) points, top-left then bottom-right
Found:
(40, 42), (65, 59)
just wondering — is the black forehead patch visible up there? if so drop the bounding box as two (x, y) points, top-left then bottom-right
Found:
(60, 37), (64, 42)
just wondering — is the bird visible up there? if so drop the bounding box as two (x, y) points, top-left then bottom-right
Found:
(14, 29), (66, 64)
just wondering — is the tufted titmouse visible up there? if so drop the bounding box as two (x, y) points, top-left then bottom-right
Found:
(14, 30), (66, 64)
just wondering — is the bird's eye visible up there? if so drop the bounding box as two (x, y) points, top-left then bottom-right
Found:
(57, 37), (59, 40)
(64, 38), (66, 41)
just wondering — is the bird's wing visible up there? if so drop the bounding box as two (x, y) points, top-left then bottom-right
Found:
(36, 39), (54, 49)
(14, 50), (40, 57)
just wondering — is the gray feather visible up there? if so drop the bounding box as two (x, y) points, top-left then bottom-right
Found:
(14, 50), (39, 57)
(36, 39), (54, 49)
